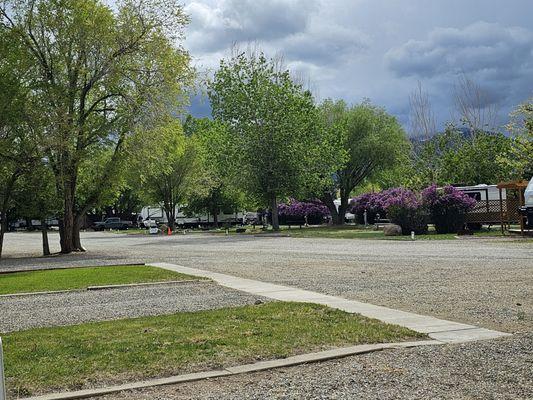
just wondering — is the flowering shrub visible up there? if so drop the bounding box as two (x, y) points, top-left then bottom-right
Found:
(278, 199), (330, 225)
(349, 192), (382, 224)
(350, 187), (423, 225)
(422, 185), (477, 233)
(381, 188), (429, 234)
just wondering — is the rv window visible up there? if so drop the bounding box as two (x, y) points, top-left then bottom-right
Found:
(465, 192), (481, 201)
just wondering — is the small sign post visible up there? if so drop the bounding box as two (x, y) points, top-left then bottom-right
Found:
(0, 337), (6, 400)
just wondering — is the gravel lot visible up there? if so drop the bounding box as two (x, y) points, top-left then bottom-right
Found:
(1, 231), (531, 332)
(0, 281), (269, 333)
(96, 333), (533, 400)
(2, 232), (532, 399)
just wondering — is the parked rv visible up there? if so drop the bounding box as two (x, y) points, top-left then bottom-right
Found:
(139, 205), (256, 228)
(454, 184), (515, 229)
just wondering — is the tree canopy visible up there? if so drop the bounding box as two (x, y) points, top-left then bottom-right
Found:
(1, 0), (193, 252)
(319, 99), (409, 224)
(208, 51), (337, 229)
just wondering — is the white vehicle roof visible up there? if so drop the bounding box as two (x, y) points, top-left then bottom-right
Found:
(455, 184), (498, 191)
(525, 177), (533, 206)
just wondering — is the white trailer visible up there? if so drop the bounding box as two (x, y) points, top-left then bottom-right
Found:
(139, 205), (253, 228)
(454, 184), (508, 228)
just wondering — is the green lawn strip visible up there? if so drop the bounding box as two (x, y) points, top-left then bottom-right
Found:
(0, 265), (201, 295)
(221, 225), (504, 240)
(3, 302), (424, 396)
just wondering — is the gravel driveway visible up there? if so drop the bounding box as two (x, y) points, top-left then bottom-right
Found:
(1, 232), (531, 332)
(0, 281), (268, 332)
(96, 333), (533, 400)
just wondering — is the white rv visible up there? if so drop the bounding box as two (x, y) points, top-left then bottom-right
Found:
(454, 184), (508, 228)
(139, 205), (252, 228)
(454, 184), (505, 202)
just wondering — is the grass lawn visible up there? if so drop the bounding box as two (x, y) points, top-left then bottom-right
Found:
(3, 302), (424, 396)
(216, 225), (506, 240)
(0, 265), (200, 295)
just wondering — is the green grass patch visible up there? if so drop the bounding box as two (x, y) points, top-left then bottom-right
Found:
(225, 225), (507, 240)
(3, 302), (424, 396)
(0, 265), (200, 295)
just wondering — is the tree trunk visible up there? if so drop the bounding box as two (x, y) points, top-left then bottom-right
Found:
(270, 194), (279, 231)
(73, 215), (85, 252)
(212, 206), (219, 228)
(164, 206), (175, 231)
(0, 210), (7, 259)
(169, 207), (176, 231)
(42, 220), (50, 256)
(322, 192), (343, 225)
(60, 186), (75, 253)
(337, 195), (348, 225)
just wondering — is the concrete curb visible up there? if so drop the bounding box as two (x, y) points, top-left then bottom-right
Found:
(86, 279), (209, 291)
(20, 340), (441, 400)
(0, 289), (83, 298)
(0, 280), (210, 298)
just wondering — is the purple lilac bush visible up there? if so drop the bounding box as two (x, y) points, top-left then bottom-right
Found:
(421, 185), (476, 233)
(278, 199), (330, 225)
(349, 192), (382, 224)
(350, 187), (422, 225)
(380, 188), (429, 234)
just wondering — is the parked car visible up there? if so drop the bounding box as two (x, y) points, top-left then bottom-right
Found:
(93, 217), (132, 231)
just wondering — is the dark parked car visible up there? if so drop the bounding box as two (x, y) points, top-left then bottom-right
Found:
(93, 218), (132, 231)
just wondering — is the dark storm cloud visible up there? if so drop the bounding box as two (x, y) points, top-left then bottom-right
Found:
(182, 0), (533, 129)
(386, 22), (533, 79)
(185, 0), (319, 53)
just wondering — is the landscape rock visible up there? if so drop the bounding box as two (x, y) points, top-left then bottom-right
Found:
(383, 224), (402, 236)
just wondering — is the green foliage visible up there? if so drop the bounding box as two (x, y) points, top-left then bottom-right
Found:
(11, 162), (58, 222)
(1, 0), (193, 251)
(128, 119), (204, 229)
(319, 99), (409, 223)
(183, 117), (248, 222)
(0, 23), (41, 256)
(410, 125), (513, 188)
(208, 51), (337, 228)
(500, 99), (533, 179)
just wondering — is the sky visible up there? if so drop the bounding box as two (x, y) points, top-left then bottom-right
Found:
(182, 0), (533, 132)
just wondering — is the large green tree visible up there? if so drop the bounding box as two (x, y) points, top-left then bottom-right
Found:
(129, 120), (203, 231)
(319, 99), (409, 224)
(501, 99), (533, 179)
(1, 0), (192, 253)
(209, 51), (335, 230)
(183, 117), (245, 227)
(0, 24), (40, 258)
(410, 125), (513, 187)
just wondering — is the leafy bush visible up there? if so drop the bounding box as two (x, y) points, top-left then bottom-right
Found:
(278, 199), (330, 225)
(349, 192), (382, 224)
(350, 187), (422, 224)
(422, 185), (476, 233)
(381, 188), (428, 234)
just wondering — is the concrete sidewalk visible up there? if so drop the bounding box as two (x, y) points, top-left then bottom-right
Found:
(151, 262), (511, 343)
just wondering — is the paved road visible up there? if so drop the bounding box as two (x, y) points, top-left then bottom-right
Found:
(2, 231), (531, 332)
